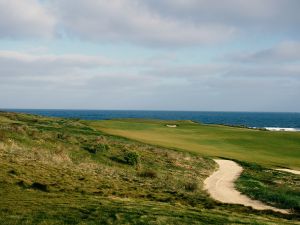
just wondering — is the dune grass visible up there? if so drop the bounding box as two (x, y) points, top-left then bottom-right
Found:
(2, 184), (297, 225)
(0, 112), (299, 224)
(235, 161), (300, 213)
(88, 119), (300, 169)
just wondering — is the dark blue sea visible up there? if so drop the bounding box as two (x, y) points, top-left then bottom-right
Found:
(2, 109), (300, 129)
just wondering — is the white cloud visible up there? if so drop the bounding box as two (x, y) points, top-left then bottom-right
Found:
(0, 50), (114, 75)
(224, 41), (300, 63)
(143, 0), (300, 32)
(0, 0), (56, 38)
(49, 0), (300, 46)
(1, 0), (300, 47)
(0, 50), (299, 111)
(51, 0), (236, 46)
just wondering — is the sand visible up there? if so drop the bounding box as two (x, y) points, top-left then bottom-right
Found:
(276, 168), (300, 175)
(204, 159), (289, 214)
(166, 124), (177, 128)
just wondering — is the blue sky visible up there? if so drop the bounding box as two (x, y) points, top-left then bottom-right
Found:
(0, 0), (299, 111)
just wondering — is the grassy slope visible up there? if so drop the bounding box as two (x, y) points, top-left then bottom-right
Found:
(235, 161), (300, 212)
(88, 119), (300, 169)
(0, 112), (299, 224)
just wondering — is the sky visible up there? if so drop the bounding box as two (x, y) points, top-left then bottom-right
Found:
(0, 0), (300, 112)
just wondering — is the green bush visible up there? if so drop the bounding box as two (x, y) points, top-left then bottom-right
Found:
(124, 151), (139, 166)
(83, 143), (110, 154)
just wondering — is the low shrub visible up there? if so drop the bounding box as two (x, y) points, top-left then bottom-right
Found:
(56, 133), (65, 139)
(139, 169), (157, 178)
(184, 182), (198, 192)
(0, 130), (6, 141)
(124, 151), (139, 166)
(56, 132), (72, 141)
(10, 124), (27, 134)
(110, 151), (140, 166)
(30, 182), (48, 192)
(83, 143), (110, 154)
(28, 129), (39, 139)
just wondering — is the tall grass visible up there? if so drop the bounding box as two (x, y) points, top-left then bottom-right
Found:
(236, 161), (300, 213)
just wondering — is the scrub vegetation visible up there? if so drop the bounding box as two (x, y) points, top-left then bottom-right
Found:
(0, 112), (299, 224)
(236, 161), (300, 213)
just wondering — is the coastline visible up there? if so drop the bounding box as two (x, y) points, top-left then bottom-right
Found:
(264, 127), (300, 132)
(1, 109), (300, 131)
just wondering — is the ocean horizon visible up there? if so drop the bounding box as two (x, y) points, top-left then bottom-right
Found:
(2, 109), (300, 130)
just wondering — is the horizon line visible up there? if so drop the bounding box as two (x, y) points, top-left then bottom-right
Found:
(1, 108), (300, 114)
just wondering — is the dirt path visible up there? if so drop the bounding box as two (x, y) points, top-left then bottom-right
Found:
(204, 159), (289, 214)
(276, 168), (300, 175)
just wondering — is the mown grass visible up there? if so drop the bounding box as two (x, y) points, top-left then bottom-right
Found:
(0, 112), (299, 224)
(88, 119), (300, 169)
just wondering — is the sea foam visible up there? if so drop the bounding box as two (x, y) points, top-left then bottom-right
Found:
(265, 127), (300, 132)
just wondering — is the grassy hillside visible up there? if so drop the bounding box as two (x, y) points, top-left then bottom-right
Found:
(0, 112), (299, 224)
(89, 119), (300, 169)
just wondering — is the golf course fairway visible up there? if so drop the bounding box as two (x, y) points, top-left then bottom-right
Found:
(89, 119), (300, 169)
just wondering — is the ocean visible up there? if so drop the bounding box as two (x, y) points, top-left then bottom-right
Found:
(2, 109), (300, 130)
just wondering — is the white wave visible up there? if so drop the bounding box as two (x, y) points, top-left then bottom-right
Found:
(265, 127), (300, 132)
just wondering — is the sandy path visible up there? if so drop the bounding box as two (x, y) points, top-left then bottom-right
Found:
(276, 168), (300, 175)
(204, 159), (289, 214)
